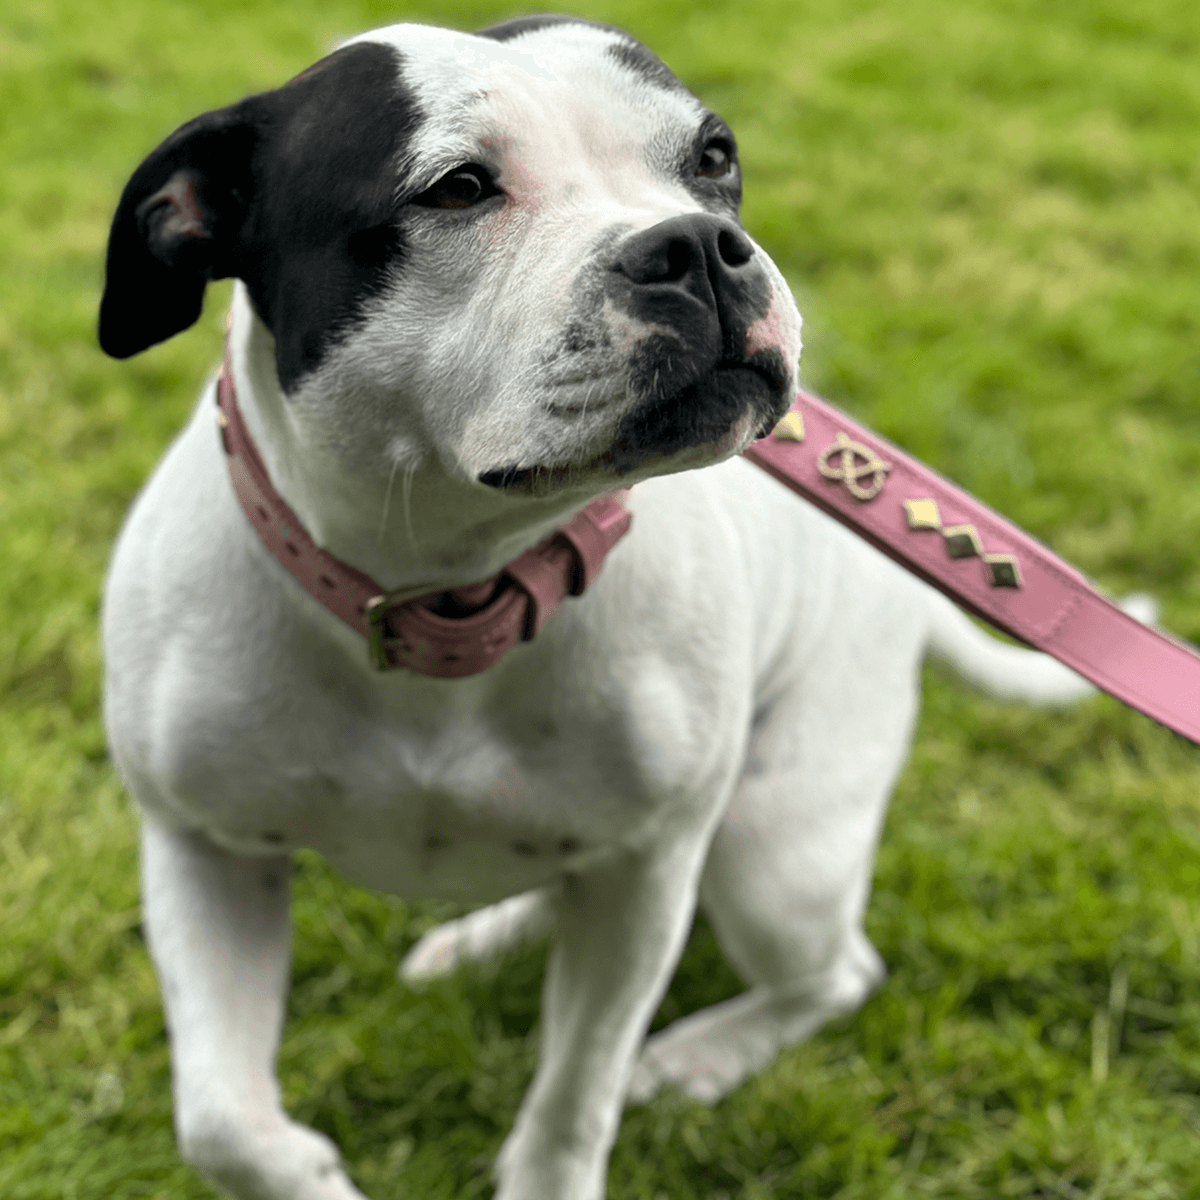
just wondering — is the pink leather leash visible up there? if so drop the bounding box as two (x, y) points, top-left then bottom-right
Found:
(745, 392), (1200, 745)
(215, 351), (631, 678)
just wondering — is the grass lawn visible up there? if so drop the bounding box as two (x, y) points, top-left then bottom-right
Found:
(3, 0), (1200, 1196)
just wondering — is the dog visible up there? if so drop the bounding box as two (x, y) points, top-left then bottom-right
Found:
(98, 16), (1108, 1200)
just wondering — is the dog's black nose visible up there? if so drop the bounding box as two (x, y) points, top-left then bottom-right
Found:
(615, 213), (755, 297)
(610, 214), (764, 359)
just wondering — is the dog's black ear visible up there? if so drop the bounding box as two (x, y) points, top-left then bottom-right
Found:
(99, 108), (257, 358)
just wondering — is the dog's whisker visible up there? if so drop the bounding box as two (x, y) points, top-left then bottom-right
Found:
(378, 457), (401, 544)
(400, 462), (418, 547)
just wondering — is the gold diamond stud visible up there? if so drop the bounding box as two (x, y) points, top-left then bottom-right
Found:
(773, 411), (805, 441)
(943, 524), (983, 559)
(903, 498), (941, 531)
(983, 554), (1022, 589)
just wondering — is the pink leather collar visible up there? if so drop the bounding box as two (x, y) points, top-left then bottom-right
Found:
(746, 392), (1200, 745)
(215, 350), (631, 677)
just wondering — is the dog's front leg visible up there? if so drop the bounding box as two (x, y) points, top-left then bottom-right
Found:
(494, 832), (710, 1200)
(140, 817), (367, 1200)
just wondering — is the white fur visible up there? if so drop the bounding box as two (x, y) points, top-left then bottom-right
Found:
(103, 21), (1102, 1200)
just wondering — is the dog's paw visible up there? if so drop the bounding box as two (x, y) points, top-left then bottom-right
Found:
(627, 992), (781, 1105)
(627, 1029), (750, 1105)
(399, 891), (555, 986)
(399, 920), (467, 985)
(180, 1112), (368, 1200)
(628, 956), (884, 1106)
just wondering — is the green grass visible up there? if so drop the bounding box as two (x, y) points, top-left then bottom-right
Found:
(3, 0), (1200, 1195)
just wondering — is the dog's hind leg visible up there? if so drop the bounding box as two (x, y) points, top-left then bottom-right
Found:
(141, 817), (367, 1200)
(628, 611), (924, 1105)
(399, 889), (556, 984)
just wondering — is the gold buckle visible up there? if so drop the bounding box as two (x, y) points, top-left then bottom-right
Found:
(364, 593), (410, 670)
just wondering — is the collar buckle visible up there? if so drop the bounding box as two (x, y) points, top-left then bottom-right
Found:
(364, 591), (410, 671)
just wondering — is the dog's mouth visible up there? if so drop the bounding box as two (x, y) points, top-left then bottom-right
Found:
(478, 463), (552, 491)
(711, 357), (786, 400)
(479, 354), (788, 495)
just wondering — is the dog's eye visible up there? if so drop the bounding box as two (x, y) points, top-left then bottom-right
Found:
(412, 165), (500, 210)
(696, 141), (735, 180)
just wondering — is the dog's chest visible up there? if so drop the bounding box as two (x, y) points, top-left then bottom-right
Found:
(164, 653), (719, 903)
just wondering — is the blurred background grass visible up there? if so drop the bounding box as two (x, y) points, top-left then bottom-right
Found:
(3, 0), (1200, 1196)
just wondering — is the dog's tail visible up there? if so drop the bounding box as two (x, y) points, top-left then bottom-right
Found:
(925, 590), (1159, 705)
(399, 889), (555, 985)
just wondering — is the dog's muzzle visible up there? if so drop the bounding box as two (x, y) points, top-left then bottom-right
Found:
(479, 215), (792, 493)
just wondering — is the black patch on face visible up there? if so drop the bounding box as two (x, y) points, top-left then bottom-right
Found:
(99, 41), (422, 392)
(238, 45), (420, 390)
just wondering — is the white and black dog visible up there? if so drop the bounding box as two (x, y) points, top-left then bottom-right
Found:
(99, 16), (1102, 1200)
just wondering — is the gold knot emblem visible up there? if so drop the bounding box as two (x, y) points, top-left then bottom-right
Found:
(817, 432), (892, 501)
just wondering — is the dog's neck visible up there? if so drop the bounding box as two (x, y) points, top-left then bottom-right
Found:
(226, 288), (602, 593)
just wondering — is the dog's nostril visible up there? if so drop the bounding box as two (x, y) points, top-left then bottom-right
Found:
(662, 237), (694, 282)
(623, 237), (694, 284)
(717, 227), (753, 268)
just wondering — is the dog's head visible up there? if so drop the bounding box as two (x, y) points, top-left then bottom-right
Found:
(100, 17), (802, 501)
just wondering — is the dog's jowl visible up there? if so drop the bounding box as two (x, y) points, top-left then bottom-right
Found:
(100, 17), (1093, 1200)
